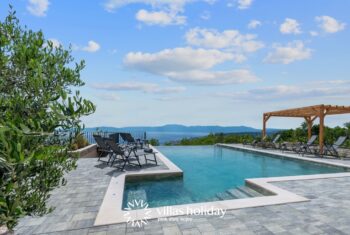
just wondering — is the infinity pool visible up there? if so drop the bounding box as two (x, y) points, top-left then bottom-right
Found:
(123, 146), (347, 208)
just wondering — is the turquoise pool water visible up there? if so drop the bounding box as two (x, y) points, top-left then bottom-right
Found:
(123, 146), (347, 208)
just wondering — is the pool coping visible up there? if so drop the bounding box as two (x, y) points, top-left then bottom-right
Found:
(94, 144), (350, 226)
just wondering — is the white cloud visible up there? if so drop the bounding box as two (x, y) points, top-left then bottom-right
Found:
(309, 31), (319, 37)
(200, 11), (211, 20)
(136, 9), (186, 25)
(48, 39), (60, 48)
(91, 81), (186, 94)
(227, 1), (234, 7)
(104, 0), (217, 26)
(248, 20), (261, 29)
(163, 69), (259, 85)
(280, 18), (302, 34)
(82, 41), (101, 53)
(123, 47), (259, 85)
(204, 0), (217, 4)
(185, 28), (264, 55)
(104, 0), (192, 12)
(45, 38), (61, 48)
(311, 80), (350, 85)
(27, 0), (49, 17)
(315, 16), (346, 33)
(218, 83), (350, 101)
(237, 0), (253, 10)
(264, 41), (312, 64)
(124, 47), (234, 72)
(96, 93), (121, 101)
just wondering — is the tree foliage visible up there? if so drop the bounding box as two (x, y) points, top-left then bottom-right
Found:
(166, 123), (350, 148)
(0, 8), (95, 230)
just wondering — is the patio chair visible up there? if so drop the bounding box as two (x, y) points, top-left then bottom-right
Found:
(243, 139), (257, 146)
(323, 136), (347, 158)
(258, 134), (281, 149)
(294, 135), (318, 155)
(244, 136), (266, 147)
(93, 134), (113, 162)
(120, 133), (145, 149)
(108, 139), (158, 170)
(105, 138), (141, 170)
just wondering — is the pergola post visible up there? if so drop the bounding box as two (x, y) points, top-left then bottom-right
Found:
(319, 106), (325, 154)
(304, 117), (313, 140)
(262, 114), (270, 138)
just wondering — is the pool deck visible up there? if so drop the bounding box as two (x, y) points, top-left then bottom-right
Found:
(14, 144), (350, 235)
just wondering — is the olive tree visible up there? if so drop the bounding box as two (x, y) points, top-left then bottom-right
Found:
(0, 8), (95, 230)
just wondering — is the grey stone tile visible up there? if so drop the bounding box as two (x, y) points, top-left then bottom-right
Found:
(162, 225), (181, 235)
(12, 157), (350, 235)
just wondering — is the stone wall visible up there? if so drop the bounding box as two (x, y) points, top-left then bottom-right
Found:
(70, 144), (97, 158)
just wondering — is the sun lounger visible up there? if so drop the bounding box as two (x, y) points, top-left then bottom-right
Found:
(106, 139), (158, 170)
(294, 135), (318, 155)
(259, 134), (281, 149)
(120, 133), (145, 149)
(105, 138), (141, 170)
(93, 134), (113, 162)
(323, 136), (347, 158)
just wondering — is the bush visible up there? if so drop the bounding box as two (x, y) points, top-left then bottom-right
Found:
(70, 134), (89, 150)
(148, 138), (159, 146)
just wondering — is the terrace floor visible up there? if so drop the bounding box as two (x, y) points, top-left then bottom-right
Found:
(14, 145), (350, 235)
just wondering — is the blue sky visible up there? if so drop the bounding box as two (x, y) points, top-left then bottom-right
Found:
(1, 0), (350, 129)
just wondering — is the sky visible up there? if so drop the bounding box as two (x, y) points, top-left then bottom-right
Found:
(1, 0), (350, 129)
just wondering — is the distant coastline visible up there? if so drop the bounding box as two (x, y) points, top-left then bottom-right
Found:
(84, 124), (281, 143)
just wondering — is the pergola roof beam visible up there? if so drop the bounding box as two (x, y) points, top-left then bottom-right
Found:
(262, 104), (350, 154)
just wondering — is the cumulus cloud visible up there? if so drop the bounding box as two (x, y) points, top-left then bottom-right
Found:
(124, 47), (234, 72)
(264, 41), (312, 64)
(200, 11), (211, 20)
(104, 0), (209, 26)
(123, 47), (259, 85)
(248, 20), (261, 29)
(80, 41), (100, 53)
(91, 81), (186, 94)
(309, 31), (319, 37)
(136, 9), (186, 25)
(280, 18), (302, 34)
(104, 0), (191, 12)
(315, 16), (346, 33)
(237, 0), (253, 9)
(45, 38), (61, 48)
(163, 69), (259, 85)
(96, 93), (121, 101)
(27, 0), (49, 17)
(185, 28), (264, 56)
(218, 83), (350, 101)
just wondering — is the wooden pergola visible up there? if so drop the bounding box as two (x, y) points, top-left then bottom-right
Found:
(263, 105), (350, 153)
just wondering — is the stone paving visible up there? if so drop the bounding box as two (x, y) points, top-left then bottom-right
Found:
(14, 156), (168, 235)
(14, 148), (350, 235)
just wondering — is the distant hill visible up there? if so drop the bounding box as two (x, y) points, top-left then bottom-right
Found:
(85, 124), (280, 134)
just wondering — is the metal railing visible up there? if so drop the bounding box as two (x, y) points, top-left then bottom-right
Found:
(82, 131), (147, 144)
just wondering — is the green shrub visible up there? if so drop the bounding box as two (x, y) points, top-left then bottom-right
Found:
(148, 138), (159, 146)
(70, 134), (89, 150)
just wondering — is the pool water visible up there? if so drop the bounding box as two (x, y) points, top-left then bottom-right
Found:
(123, 146), (347, 208)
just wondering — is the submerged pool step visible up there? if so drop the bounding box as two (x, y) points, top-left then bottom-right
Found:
(216, 191), (235, 200)
(226, 188), (251, 199)
(126, 189), (148, 207)
(236, 186), (263, 197)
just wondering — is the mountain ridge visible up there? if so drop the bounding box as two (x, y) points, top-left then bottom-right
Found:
(84, 124), (280, 133)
